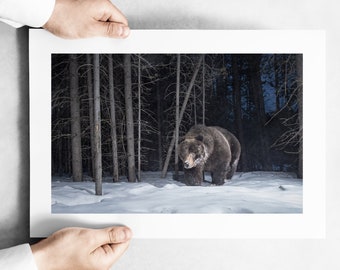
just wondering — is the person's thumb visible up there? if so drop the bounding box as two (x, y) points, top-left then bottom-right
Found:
(92, 226), (132, 249)
(94, 22), (130, 38)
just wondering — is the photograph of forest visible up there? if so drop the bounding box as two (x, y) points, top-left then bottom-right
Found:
(51, 53), (303, 214)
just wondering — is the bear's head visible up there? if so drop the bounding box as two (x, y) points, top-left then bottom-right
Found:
(178, 135), (207, 170)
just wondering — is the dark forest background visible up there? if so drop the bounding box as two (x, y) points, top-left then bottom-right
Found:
(51, 54), (302, 195)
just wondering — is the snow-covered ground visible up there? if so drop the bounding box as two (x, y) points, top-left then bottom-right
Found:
(52, 171), (302, 214)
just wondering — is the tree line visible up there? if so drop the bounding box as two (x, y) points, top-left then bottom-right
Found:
(52, 54), (302, 194)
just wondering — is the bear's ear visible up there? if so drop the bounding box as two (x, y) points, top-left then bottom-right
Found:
(195, 135), (204, 142)
(178, 136), (185, 143)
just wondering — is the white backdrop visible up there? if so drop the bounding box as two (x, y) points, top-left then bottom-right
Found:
(0, 0), (339, 269)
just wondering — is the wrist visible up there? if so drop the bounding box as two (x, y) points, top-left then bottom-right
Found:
(31, 242), (53, 270)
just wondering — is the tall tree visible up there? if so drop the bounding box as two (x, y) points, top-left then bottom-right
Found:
(69, 54), (83, 182)
(137, 54), (142, 181)
(108, 54), (119, 182)
(86, 54), (95, 178)
(202, 54), (206, 125)
(296, 54), (303, 178)
(232, 55), (246, 171)
(248, 54), (271, 170)
(174, 54), (181, 180)
(93, 54), (103, 195)
(124, 54), (136, 182)
(161, 55), (203, 178)
(156, 80), (163, 171)
(274, 54), (281, 112)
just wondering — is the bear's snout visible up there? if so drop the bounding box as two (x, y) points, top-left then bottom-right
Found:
(183, 153), (196, 169)
(184, 161), (190, 169)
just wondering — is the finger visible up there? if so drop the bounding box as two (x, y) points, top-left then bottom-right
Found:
(106, 241), (130, 258)
(92, 226), (132, 247)
(95, 1), (129, 26)
(107, 241), (131, 262)
(92, 241), (131, 267)
(106, 2), (129, 25)
(107, 226), (132, 243)
(91, 21), (130, 38)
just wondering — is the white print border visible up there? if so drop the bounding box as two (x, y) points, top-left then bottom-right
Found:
(30, 29), (326, 239)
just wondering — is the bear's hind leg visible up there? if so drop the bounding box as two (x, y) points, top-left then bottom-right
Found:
(226, 159), (239, 179)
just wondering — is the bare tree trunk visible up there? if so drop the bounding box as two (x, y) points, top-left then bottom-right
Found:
(108, 54), (119, 182)
(296, 54), (303, 179)
(161, 55), (203, 178)
(274, 55), (281, 112)
(93, 54), (103, 195)
(86, 54), (95, 178)
(202, 54), (206, 125)
(157, 83), (163, 171)
(193, 88), (197, 125)
(137, 55), (142, 181)
(232, 55), (246, 171)
(248, 54), (271, 171)
(174, 54), (181, 180)
(69, 54), (82, 182)
(124, 54), (136, 182)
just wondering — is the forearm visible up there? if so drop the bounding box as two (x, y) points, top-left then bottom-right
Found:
(0, 0), (55, 27)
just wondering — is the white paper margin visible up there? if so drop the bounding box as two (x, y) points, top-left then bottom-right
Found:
(30, 29), (326, 239)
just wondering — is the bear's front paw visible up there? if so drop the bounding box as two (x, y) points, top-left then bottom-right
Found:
(184, 169), (203, 186)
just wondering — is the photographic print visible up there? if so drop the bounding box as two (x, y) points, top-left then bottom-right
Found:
(51, 53), (302, 214)
(30, 30), (325, 238)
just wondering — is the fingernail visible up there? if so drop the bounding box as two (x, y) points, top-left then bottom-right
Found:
(120, 227), (132, 241)
(120, 25), (130, 38)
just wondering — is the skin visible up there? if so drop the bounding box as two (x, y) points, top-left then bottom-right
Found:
(30, 2), (131, 269)
(43, 0), (130, 39)
(31, 226), (132, 270)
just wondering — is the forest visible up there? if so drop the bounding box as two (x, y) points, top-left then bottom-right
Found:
(51, 53), (303, 195)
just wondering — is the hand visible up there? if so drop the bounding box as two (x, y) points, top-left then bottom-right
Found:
(31, 226), (132, 270)
(43, 0), (130, 39)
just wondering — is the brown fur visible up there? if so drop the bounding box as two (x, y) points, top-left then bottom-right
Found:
(178, 125), (241, 186)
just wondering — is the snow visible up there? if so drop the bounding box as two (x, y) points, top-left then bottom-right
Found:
(52, 171), (302, 214)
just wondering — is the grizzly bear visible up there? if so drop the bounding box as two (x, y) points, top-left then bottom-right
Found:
(178, 125), (241, 186)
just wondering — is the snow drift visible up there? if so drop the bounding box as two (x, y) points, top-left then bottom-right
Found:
(52, 171), (302, 214)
